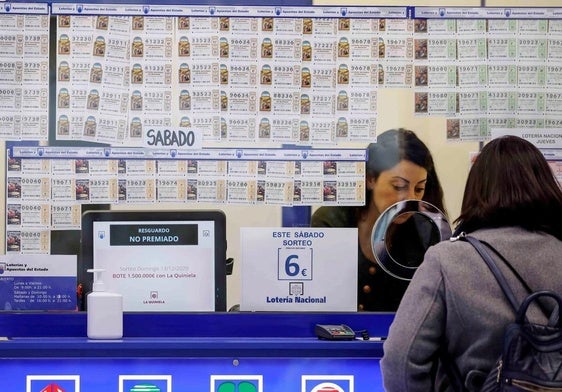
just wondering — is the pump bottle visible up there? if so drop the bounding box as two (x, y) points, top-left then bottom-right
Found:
(87, 268), (123, 339)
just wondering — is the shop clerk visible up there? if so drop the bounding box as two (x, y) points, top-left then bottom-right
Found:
(311, 128), (446, 311)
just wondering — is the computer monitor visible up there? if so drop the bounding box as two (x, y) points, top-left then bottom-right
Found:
(79, 210), (227, 312)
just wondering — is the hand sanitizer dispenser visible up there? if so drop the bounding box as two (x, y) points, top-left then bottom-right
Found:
(87, 268), (123, 339)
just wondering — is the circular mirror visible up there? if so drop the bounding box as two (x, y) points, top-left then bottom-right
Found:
(371, 200), (452, 281)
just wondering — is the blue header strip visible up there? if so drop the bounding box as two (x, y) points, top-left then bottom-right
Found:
(0, 1), (414, 18)
(3, 2), (562, 19)
(412, 6), (562, 19)
(50, 3), (408, 18)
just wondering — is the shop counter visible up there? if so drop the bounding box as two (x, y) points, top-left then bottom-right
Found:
(0, 312), (393, 391)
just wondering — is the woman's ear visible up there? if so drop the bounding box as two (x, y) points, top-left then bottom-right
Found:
(366, 175), (377, 190)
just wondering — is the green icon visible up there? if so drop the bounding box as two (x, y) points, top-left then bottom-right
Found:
(130, 384), (161, 392)
(239, 382), (257, 392)
(217, 382), (236, 392)
(217, 381), (257, 392)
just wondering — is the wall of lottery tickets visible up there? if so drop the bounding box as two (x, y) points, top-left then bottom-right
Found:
(4, 4), (562, 254)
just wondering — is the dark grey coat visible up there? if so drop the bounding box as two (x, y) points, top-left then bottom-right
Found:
(380, 226), (562, 392)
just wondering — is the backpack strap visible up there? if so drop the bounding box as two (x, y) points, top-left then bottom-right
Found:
(477, 239), (558, 324)
(458, 233), (520, 312)
(439, 233), (519, 391)
(478, 240), (534, 295)
(437, 233), (516, 391)
(516, 290), (562, 328)
(459, 233), (558, 325)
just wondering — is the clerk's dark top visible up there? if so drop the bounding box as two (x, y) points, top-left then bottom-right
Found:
(311, 206), (409, 312)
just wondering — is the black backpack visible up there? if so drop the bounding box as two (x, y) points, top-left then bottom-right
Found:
(459, 234), (562, 392)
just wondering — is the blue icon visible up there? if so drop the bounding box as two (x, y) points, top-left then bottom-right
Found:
(4, 3), (11, 12)
(439, 8), (445, 17)
(275, 8), (281, 16)
(340, 8), (347, 16)
(236, 150), (243, 158)
(209, 7), (216, 15)
(505, 9), (511, 17)
(77, 4), (83, 13)
(98, 230), (105, 240)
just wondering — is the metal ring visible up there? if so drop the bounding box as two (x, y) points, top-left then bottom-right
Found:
(370, 200), (452, 281)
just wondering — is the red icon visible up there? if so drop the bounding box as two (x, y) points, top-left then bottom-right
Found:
(312, 383), (344, 392)
(41, 384), (65, 392)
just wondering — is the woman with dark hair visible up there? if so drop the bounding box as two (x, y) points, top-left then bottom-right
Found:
(455, 136), (562, 239)
(381, 135), (562, 391)
(311, 128), (446, 311)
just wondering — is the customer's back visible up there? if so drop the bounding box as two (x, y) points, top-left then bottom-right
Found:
(380, 135), (562, 392)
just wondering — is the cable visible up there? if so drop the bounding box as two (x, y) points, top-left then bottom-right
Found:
(354, 329), (370, 340)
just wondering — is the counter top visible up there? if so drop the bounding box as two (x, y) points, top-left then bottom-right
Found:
(0, 336), (384, 358)
(0, 312), (392, 358)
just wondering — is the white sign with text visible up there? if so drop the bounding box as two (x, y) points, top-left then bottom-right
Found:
(240, 227), (358, 312)
(0, 254), (76, 310)
(143, 127), (202, 150)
